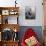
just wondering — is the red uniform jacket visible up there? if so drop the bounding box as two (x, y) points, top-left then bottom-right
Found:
(21, 28), (41, 46)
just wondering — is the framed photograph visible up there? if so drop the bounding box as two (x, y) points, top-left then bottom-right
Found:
(2, 16), (8, 24)
(25, 6), (36, 19)
(8, 16), (18, 24)
(2, 16), (18, 24)
(1, 28), (13, 41)
(2, 10), (9, 15)
(9, 10), (18, 15)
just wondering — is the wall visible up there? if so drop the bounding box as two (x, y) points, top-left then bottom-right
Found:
(18, 0), (44, 26)
(0, 0), (44, 26)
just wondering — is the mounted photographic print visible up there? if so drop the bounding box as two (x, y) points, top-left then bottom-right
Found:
(25, 6), (36, 19)
(2, 10), (9, 15)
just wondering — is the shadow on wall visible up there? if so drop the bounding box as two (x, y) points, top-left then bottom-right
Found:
(18, 26), (44, 44)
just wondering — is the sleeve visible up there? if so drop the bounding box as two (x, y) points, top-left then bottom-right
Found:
(21, 39), (26, 46)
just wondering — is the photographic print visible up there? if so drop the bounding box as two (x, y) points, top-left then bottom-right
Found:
(25, 6), (36, 19)
(2, 10), (9, 15)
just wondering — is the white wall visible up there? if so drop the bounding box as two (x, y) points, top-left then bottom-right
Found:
(0, 0), (44, 26)
(18, 0), (44, 26)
